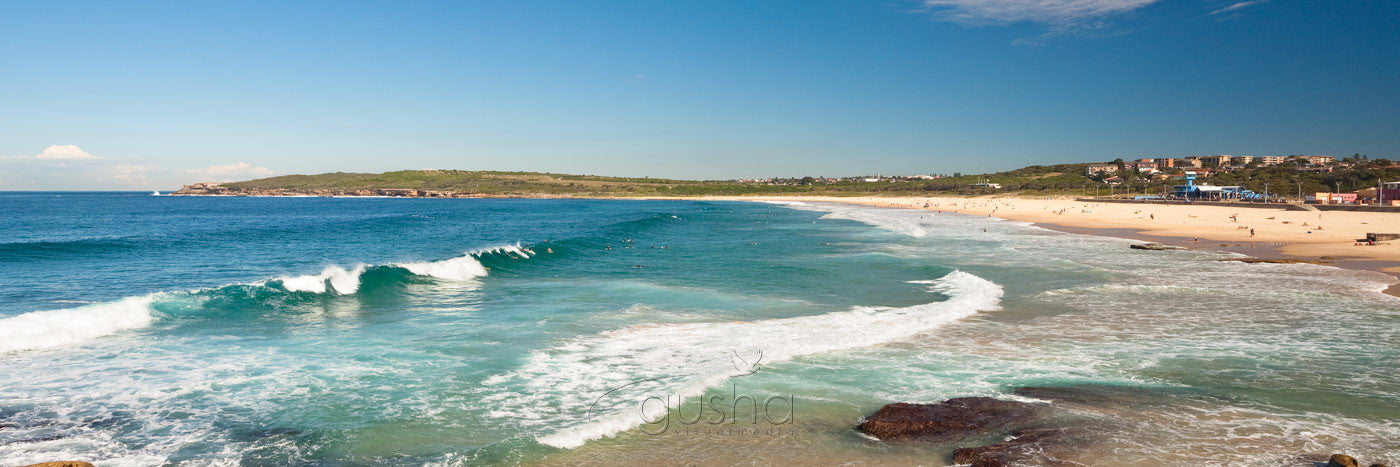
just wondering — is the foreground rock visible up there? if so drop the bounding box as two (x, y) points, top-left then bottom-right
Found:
(952, 427), (1085, 467)
(856, 397), (1041, 441)
(1326, 454), (1360, 467)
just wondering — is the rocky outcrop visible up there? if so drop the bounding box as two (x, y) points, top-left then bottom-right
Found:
(172, 183), (475, 198)
(19, 462), (96, 467)
(1129, 242), (1184, 250)
(172, 182), (234, 195)
(856, 397), (1041, 441)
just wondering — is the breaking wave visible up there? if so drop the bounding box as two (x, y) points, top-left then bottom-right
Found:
(0, 244), (534, 355)
(779, 203), (931, 238)
(479, 270), (1003, 449)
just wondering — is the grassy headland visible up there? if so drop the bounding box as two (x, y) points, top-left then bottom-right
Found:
(178, 158), (1400, 198)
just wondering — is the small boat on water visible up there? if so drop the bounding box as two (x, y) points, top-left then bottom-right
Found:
(151, 190), (161, 196)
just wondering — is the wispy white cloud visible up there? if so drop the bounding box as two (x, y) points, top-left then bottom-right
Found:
(1, 153), (276, 189)
(35, 144), (96, 160)
(918, 0), (1158, 26)
(186, 162), (274, 182)
(111, 164), (158, 187)
(1211, 0), (1263, 15)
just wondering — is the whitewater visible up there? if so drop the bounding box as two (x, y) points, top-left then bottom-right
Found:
(2, 193), (1397, 466)
(0, 244), (531, 354)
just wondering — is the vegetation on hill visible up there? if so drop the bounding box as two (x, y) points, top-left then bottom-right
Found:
(213, 158), (1399, 198)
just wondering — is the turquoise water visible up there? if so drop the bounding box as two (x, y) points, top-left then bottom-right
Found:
(1, 193), (1397, 465)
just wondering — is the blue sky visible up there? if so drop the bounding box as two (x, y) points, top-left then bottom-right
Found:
(2, 0), (1397, 189)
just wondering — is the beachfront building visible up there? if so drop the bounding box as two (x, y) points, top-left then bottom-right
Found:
(1169, 172), (1261, 200)
(1357, 182), (1400, 206)
(1306, 192), (1358, 204)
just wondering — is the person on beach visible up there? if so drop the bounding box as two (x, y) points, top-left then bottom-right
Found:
(1250, 228), (1255, 237)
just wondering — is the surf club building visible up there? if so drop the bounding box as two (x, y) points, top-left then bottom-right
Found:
(1169, 172), (1262, 200)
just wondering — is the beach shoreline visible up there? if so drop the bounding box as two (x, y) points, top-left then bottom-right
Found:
(683, 195), (1400, 298)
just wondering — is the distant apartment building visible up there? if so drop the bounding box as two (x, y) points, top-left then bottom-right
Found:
(1129, 159), (1160, 174)
(1177, 158), (1203, 169)
(1306, 155), (1335, 165)
(1258, 156), (1288, 165)
(1234, 155), (1254, 165)
(1154, 158), (1175, 170)
(1201, 155), (1232, 166)
(1086, 163), (1119, 175)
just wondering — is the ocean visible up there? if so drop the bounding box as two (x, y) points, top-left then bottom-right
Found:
(1, 192), (1396, 465)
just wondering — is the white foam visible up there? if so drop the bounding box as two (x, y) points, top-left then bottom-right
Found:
(0, 295), (158, 354)
(0, 245), (537, 356)
(399, 255), (488, 281)
(276, 265), (367, 294)
(397, 244), (529, 281)
(481, 271), (1002, 448)
(270, 244), (534, 291)
(795, 204), (930, 238)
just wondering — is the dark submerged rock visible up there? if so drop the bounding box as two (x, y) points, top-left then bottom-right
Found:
(952, 427), (1084, 467)
(1012, 384), (1172, 409)
(856, 397), (1041, 441)
(1130, 242), (1184, 251)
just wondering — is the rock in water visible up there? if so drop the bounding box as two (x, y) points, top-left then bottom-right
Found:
(1129, 242), (1184, 251)
(952, 428), (1082, 467)
(19, 462), (96, 467)
(856, 397), (1040, 441)
(1327, 454), (1361, 467)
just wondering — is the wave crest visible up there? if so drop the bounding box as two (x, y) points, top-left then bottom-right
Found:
(0, 244), (534, 355)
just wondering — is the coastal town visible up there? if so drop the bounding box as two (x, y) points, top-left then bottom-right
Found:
(727, 154), (1399, 206)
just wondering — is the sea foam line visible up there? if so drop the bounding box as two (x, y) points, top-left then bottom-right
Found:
(0, 244), (532, 355)
(480, 270), (1003, 449)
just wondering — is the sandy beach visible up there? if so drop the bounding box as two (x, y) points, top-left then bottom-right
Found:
(691, 195), (1400, 294)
